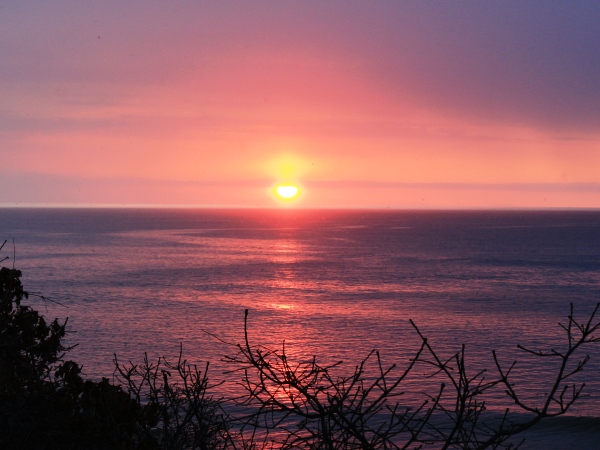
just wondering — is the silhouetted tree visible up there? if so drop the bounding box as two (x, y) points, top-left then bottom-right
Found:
(0, 241), (142, 449)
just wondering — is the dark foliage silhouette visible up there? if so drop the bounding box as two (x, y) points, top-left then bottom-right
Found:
(0, 241), (142, 449)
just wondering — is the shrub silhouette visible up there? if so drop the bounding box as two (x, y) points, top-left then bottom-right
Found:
(1, 241), (599, 449)
(222, 307), (600, 449)
(113, 348), (232, 450)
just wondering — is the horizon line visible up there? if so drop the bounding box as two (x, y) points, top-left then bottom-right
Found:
(1, 203), (599, 212)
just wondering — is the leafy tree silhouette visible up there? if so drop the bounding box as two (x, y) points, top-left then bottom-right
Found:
(0, 241), (142, 449)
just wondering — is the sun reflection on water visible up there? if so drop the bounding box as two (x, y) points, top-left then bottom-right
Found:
(269, 303), (295, 310)
(269, 238), (303, 292)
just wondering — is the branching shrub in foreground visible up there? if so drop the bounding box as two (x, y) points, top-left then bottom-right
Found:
(225, 306), (600, 449)
(114, 347), (233, 450)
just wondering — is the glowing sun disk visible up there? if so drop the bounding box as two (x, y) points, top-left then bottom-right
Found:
(276, 185), (299, 199)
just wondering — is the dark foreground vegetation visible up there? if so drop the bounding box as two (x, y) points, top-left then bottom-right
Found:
(1, 242), (599, 449)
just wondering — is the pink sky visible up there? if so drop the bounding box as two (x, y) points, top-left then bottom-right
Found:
(1, 1), (599, 208)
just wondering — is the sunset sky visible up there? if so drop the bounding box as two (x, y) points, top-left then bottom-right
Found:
(1, 1), (599, 209)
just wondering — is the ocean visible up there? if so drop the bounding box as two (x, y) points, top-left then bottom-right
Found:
(1, 208), (600, 448)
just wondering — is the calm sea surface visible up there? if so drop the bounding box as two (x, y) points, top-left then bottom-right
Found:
(1, 208), (600, 446)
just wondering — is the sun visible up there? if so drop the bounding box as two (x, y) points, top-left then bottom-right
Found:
(273, 183), (301, 202)
(276, 185), (299, 199)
